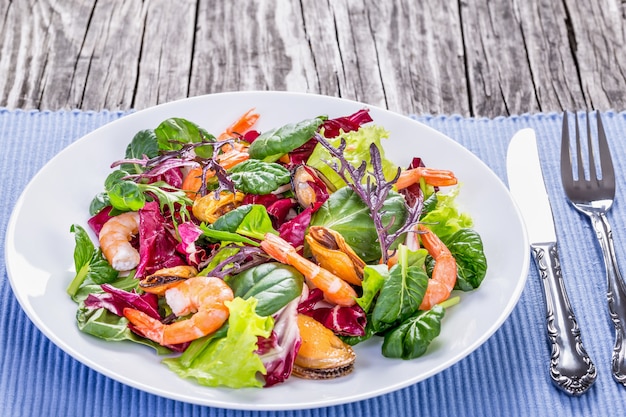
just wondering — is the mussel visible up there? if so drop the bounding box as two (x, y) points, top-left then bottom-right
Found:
(305, 226), (365, 286)
(292, 314), (356, 379)
(139, 265), (198, 295)
(192, 191), (245, 223)
(291, 165), (333, 209)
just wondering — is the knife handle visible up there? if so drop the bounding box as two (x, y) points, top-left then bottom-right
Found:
(531, 242), (596, 395)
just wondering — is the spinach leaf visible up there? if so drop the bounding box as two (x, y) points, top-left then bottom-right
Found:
(382, 305), (445, 359)
(89, 192), (111, 216)
(248, 117), (323, 162)
(121, 129), (159, 174)
(437, 228), (487, 291)
(154, 117), (215, 158)
(226, 262), (304, 317)
(67, 224), (118, 299)
(108, 180), (146, 211)
(370, 262), (428, 331)
(228, 160), (291, 195)
(76, 303), (171, 354)
(311, 187), (408, 263)
(202, 204), (276, 243)
(356, 264), (389, 313)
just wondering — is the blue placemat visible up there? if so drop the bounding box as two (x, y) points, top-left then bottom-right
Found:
(2, 108), (626, 417)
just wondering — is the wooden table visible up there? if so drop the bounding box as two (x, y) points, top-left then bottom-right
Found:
(1, 0), (625, 118)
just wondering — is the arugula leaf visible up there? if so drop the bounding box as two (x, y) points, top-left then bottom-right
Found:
(381, 305), (445, 359)
(67, 224), (118, 299)
(248, 117), (323, 162)
(228, 160), (291, 195)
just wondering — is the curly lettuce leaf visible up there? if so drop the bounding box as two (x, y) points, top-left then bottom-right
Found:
(308, 124), (398, 190)
(163, 297), (273, 388)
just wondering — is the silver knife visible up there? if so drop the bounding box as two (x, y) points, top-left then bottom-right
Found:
(506, 128), (596, 395)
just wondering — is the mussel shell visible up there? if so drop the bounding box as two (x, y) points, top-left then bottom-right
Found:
(139, 265), (198, 295)
(291, 165), (333, 209)
(293, 314), (355, 380)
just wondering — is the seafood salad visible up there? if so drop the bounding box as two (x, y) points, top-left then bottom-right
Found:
(67, 108), (488, 388)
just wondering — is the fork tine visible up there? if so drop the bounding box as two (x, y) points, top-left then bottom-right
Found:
(561, 111), (574, 186)
(596, 111), (616, 188)
(575, 113), (586, 182)
(586, 112), (598, 182)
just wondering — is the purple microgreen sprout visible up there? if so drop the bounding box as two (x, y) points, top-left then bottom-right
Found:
(200, 245), (269, 279)
(314, 133), (423, 263)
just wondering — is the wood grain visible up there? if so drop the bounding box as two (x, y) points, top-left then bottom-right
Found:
(1, 0), (625, 117)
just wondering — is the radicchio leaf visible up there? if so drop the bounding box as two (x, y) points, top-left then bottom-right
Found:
(298, 288), (366, 337)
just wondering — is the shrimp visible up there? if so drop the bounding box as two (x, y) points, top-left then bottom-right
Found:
(123, 276), (234, 345)
(99, 211), (140, 271)
(418, 224), (457, 310)
(395, 167), (457, 189)
(260, 233), (358, 307)
(217, 108), (260, 142)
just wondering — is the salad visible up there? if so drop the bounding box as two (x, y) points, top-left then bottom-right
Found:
(67, 108), (487, 389)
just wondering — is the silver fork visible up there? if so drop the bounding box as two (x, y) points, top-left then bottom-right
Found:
(561, 110), (626, 386)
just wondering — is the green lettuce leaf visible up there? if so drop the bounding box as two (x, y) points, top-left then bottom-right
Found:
(308, 124), (398, 190)
(162, 297), (273, 388)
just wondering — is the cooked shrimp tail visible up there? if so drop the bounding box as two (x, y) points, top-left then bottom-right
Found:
(418, 224), (457, 310)
(396, 167), (457, 189)
(124, 276), (234, 345)
(99, 211), (140, 271)
(260, 233), (357, 307)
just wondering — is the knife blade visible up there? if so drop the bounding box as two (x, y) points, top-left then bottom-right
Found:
(506, 128), (596, 395)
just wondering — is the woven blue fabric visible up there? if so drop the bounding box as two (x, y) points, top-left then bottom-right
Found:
(2, 108), (626, 417)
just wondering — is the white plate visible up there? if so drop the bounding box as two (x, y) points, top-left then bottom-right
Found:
(5, 91), (529, 410)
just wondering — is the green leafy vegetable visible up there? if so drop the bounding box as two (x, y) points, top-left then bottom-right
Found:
(76, 303), (171, 354)
(67, 224), (118, 299)
(228, 159), (291, 195)
(311, 187), (408, 263)
(381, 305), (445, 359)
(420, 188), (473, 240)
(163, 297), (273, 388)
(154, 117), (215, 158)
(103, 170), (192, 221)
(201, 204), (277, 243)
(248, 117), (323, 162)
(433, 228), (487, 291)
(226, 262), (304, 317)
(370, 245), (429, 331)
(120, 129), (160, 174)
(308, 124), (398, 190)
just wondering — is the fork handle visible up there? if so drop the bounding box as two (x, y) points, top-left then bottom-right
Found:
(531, 242), (597, 395)
(589, 212), (626, 386)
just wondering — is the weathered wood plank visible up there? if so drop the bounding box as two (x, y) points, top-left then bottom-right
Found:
(364, 0), (469, 115)
(1, 0), (626, 117)
(133, 0), (196, 108)
(564, 0), (626, 111)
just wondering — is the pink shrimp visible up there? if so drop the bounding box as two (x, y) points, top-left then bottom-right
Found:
(123, 276), (234, 345)
(395, 167), (457, 190)
(418, 224), (457, 310)
(99, 211), (140, 271)
(260, 233), (357, 307)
